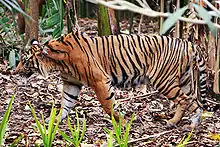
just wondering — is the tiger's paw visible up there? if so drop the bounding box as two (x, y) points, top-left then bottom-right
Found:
(166, 119), (178, 128)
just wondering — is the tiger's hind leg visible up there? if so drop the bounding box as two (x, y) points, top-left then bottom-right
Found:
(186, 98), (203, 128)
(164, 86), (191, 127)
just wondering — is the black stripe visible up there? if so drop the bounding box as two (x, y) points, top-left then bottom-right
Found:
(101, 37), (107, 71)
(168, 88), (182, 100)
(106, 92), (114, 100)
(117, 35), (130, 72)
(66, 40), (74, 50)
(110, 67), (118, 86)
(72, 33), (84, 52)
(75, 65), (81, 81)
(81, 35), (94, 56)
(84, 67), (90, 86)
(64, 91), (78, 100)
(126, 36), (133, 55)
(63, 107), (69, 112)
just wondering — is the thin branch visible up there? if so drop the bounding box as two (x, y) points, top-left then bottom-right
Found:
(138, 15), (143, 34)
(73, 0), (80, 30)
(87, 0), (220, 29)
(117, 91), (158, 102)
(204, 0), (220, 16)
(133, 90), (158, 99)
(125, 130), (173, 145)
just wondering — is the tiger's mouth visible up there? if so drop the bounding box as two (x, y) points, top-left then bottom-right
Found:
(37, 61), (49, 78)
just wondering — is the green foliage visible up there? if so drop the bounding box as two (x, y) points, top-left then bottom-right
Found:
(107, 131), (113, 147)
(0, 5), (21, 68)
(160, 5), (188, 34)
(104, 113), (135, 147)
(193, 4), (217, 36)
(0, 0), (31, 20)
(39, 0), (64, 39)
(58, 110), (86, 147)
(29, 102), (61, 147)
(177, 130), (193, 147)
(0, 95), (15, 146)
(160, 3), (218, 36)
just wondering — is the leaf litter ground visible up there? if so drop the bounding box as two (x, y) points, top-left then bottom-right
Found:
(0, 18), (220, 146)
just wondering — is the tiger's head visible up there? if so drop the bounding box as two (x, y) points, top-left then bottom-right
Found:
(15, 31), (85, 77)
(15, 40), (49, 77)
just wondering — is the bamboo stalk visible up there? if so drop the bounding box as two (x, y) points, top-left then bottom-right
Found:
(214, 37), (220, 94)
(175, 0), (180, 38)
(160, 0), (164, 32)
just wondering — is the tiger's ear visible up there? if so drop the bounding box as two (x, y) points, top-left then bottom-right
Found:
(31, 39), (39, 45)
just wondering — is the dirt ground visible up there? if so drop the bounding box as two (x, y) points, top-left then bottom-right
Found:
(0, 18), (220, 146)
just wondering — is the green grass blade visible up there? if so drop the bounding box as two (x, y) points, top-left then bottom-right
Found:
(58, 129), (73, 143)
(9, 134), (24, 147)
(41, 112), (47, 136)
(104, 127), (111, 134)
(0, 0), (13, 11)
(123, 113), (135, 146)
(0, 95), (15, 145)
(51, 109), (62, 146)
(75, 110), (80, 144)
(111, 114), (121, 145)
(51, 0), (58, 10)
(107, 131), (113, 147)
(28, 102), (47, 146)
(47, 105), (56, 147)
(177, 130), (193, 147)
(2, 0), (32, 20)
(67, 116), (75, 141)
(79, 115), (86, 144)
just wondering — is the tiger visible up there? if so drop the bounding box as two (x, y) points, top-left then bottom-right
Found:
(15, 30), (211, 127)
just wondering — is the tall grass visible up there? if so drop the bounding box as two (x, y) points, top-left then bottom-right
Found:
(105, 113), (135, 147)
(58, 109), (86, 147)
(29, 102), (61, 147)
(0, 95), (15, 146)
(177, 130), (193, 147)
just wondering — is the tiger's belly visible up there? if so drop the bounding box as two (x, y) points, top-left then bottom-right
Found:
(110, 74), (150, 89)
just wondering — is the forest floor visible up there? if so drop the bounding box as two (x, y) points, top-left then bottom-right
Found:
(1, 17), (220, 146)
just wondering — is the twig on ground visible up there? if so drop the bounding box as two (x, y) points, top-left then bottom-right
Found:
(117, 91), (158, 102)
(133, 91), (158, 99)
(115, 130), (173, 146)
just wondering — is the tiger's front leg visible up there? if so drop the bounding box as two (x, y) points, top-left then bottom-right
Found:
(60, 79), (83, 121)
(91, 81), (120, 121)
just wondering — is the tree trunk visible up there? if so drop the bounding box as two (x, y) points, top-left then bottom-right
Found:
(17, 0), (45, 37)
(66, 0), (74, 33)
(98, 4), (111, 36)
(214, 38), (220, 94)
(24, 0), (45, 43)
(16, 0), (25, 33)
